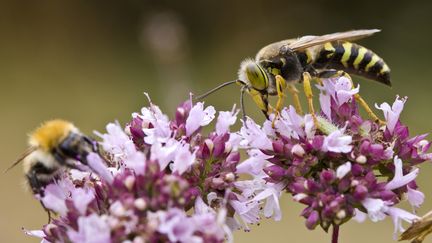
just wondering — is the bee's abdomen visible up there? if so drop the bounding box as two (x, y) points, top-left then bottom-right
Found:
(313, 42), (391, 86)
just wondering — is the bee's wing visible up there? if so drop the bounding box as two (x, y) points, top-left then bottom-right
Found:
(286, 29), (381, 51)
(399, 211), (432, 241)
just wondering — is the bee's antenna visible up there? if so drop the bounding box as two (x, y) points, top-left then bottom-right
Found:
(4, 146), (36, 173)
(194, 80), (242, 101)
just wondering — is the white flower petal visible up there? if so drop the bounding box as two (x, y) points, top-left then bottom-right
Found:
(336, 162), (352, 179)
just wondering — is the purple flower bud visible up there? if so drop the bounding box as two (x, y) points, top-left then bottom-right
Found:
(353, 185), (368, 201)
(291, 144), (306, 157)
(264, 165), (287, 181)
(351, 164), (363, 176)
(319, 170), (335, 184)
(380, 190), (397, 201)
(272, 140), (285, 154)
(305, 211), (320, 230)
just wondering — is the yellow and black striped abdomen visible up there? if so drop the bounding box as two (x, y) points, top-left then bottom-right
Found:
(312, 41), (391, 86)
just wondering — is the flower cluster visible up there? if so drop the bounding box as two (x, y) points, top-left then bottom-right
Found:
(238, 77), (431, 237)
(26, 94), (283, 243)
(24, 76), (431, 242)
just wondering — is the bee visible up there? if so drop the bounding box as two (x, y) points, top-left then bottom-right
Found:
(196, 29), (390, 125)
(400, 210), (432, 243)
(5, 120), (97, 195)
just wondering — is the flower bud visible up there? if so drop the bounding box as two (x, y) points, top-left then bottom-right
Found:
(353, 185), (368, 201)
(291, 144), (305, 157)
(124, 175), (135, 191)
(305, 211), (320, 230)
(320, 170), (335, 184)
(355, 155), (367, 164)
(134, 198), (147, 211)
(264, 165), (286, 181)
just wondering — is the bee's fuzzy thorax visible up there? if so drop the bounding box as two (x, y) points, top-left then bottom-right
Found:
(29, 119), (77, 151)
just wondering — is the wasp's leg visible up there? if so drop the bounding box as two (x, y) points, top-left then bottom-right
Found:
(271, 75), (288, 127)
(274, 75), (287, 114)
(354, 93), (384, 125)
(287, 84), (303, 115)
(302, 72), (319, 128)
(317, 70), (384, 125)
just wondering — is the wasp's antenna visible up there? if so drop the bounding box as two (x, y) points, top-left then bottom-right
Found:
(194, 80), (241, 101)
(4, 146), (36, 173)
(240, 86), (247, 124)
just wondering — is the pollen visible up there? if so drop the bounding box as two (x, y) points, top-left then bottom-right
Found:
(29, 119), (76, 151)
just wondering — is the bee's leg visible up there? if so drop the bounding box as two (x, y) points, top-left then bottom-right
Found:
(302, 72), (319, 128)
(28, 172), (52, 223)
(40, 201), (52, 223)
(287, 84), (303, 115)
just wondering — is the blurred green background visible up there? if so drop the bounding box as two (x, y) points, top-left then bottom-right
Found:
(1, 0), (432, 242)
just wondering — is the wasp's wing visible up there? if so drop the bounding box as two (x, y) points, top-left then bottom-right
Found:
(400, 211), (432, 242)
(286, 29), (380, 51)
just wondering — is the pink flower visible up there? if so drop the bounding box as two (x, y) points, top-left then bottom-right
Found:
(375, 96), (406, 134)
(150, 138), (180, 170)
(216, 105), (238, 135)
(407, 186), (425, 209)
(87, 153), (114, 184)
(67, 214), (111, 243)
(236, 149), (272, 176)
(186, 102), (216, 136)
(71, 188), (95, 215)
(123, 151), (146, 175)
(387, 207), (419, 239)
(229, 199), (261, 231)
(250, 182), (284, 221)
(95, 123), (135, 158)
(41, 180), (73, 216)
(239, 118), (272, 150)
(140, 93), (172, 144)
(385, 156), (418, 191)
(317, 77), (359, 119)
(155, 208), (195, 242)
(322, 129), (353, 153)
(361, 198), (388, 222)
(172, 143), (196, 175)
(353, 208), (367, 223)
(274, 106), (307, 139)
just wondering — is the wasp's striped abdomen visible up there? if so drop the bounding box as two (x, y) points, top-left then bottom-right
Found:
(312, 41), (391, 86)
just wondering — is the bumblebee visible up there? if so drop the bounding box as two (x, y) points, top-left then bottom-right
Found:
(197, 29), (390, 125)
(6, 119), (96, 195)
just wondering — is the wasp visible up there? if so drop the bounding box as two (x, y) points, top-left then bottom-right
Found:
(196, 29), (390, 126)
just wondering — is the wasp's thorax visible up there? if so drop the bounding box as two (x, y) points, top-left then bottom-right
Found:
(23, 119), (95, 194)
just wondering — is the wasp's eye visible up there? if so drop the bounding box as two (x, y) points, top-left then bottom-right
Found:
(245, 62), (268, 91)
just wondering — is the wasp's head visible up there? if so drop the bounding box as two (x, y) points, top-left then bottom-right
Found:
(238, 59), (272, 91)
